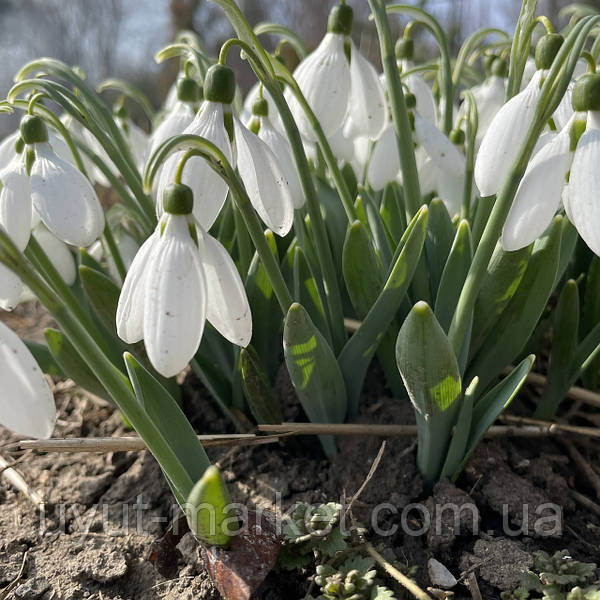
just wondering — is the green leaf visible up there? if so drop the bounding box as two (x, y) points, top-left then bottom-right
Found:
(240, 345), (283, 424)
(396, 301), (462, 484)
(555, 217), (579, 287)
(339, 205), (429, 417)
(535, 280), (579, 420)
(453, 355), (534, 479)
(79, 265), (121, 336)
(380, 181), (405, 245)
(467, 217), (562, 391)
(361, 187), (393, 268)
(470, 242), (532, 357)
(441, 376), (478, 479)
(185, 465), (234, 547)
(426, 198), (456, 298)
(23, 339), (64, 377)
(125, 352), (210, 498)
(342, 220), (404, 397)
(45, 328), (109, 399)
(245, 229), (282, 381)
(581, 255), (600, 389)
(371, 585), (396, 600)
(316, 526), (347, 557)
(294, 245), (331, 344)
(78, 247), (105, 273)
(471, 194), (494, 248)
(283, 303), (347, 457)
(341, 162), (358, 201)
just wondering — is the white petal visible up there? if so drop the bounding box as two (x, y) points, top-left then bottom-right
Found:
(123, 120), (148, 171)
(403, 73), (438, 125)
(143, 216), (207, 377)
(287, 33), (350, 141)
(568, 112), (600, 255)
(471, 75), (506, 143)
(327, 125), (356, 163)
(437, 168), (465, 219)
(554, 81), (574, 131)
(258, 117), (305, 208)
(0, 154), (31, 251)
(414, 114), (465, 175)
(242, 83), (283, 131)
(107, 234), (139, 282)
(475, 70), (543, 196)
(33, 225), (77, 286)
(200, 232), (252, 346)
(116, 230), (158, 344)
(349, 41), (387, 139)
(30, 143), (105, 247)
(146, 101), (196, 161)
(0, 130), (19, 172)
(0, 321), (55, 438)
(367, 124), (400, 190)
(157, 101), (232, 230)
(234, 116), (294, 236)
(0, 262), (22, 311)
(502, 124), (571, 251)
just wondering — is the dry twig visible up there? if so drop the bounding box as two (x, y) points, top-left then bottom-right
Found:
(561, 440), (600, 500)
(0, 454), (44, 510)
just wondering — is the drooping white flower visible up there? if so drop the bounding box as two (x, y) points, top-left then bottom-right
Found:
(256, 116), (305, 209)
(0, 131), (20, 172)
(568, 110), (600, 255)
(147, 100), (196, 161)
(0, 320), (56, 438)
(0, 153), (31, 251)
(116, 183), (251, 377)
(157, 100), (233, 230)
(475, 70), (544, 197)
(287, 32), (351, 142)
(29, 142), (105, 247)
(502, 121), (572, 251)
(33, 224), (77, 286)
(234, 116), (294, 236)
(367, 124), (399, 190)
(468, 75), (507, 143)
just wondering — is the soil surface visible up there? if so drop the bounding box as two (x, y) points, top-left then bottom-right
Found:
(1, 302), (599, 599)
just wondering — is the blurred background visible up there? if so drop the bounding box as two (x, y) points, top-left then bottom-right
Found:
(0, 0), (573, 135)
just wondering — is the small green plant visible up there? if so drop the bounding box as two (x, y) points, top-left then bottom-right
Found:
(501, 550), (600, 600)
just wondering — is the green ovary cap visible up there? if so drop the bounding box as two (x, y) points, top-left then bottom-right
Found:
(251, 97), (269, 117)
(204, 64), (235, 104)
(177, 77), (201, 103)
(395, 37), (414, 61)
(535, 33), (564, 70)
(19, 115), (48, 144)
(572, 73), (600, 112)
(162, 182), (194, 215)
(327, 3), (353, 36)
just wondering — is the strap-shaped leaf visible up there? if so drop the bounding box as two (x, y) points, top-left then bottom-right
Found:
(452, 355), (534, 480)
(293, 245), (330, 344)
(535, 280), (579, 419)
(467, 217), (562, 391)
(555, 217), (578, 287)
(470, 241), (532, 357)
(342, 220), (404, 397)
(45, 328), (109, 399)
(339, 205), (429, 417)
(23, 339), (64, 377)
(425, 198), (455, 298)
(360, 187), (393, 268)
(380, 181), (406, 245)
(79, 265), (121, 336)
(125, 353), (210, 499)
(240, 346), (283, 424)
(581, 255), (600, 390)
(396, 301), (462, 484)
(283, 303), (347, 456)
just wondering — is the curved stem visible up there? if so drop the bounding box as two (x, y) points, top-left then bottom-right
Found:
(97, 78), (155, 122)
(254, 22), (308, 59)
(461, 90), (478, 222)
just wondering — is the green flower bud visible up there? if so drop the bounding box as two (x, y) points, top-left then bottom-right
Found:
(535, 33), (564, 70)
(327, 3), (353, 36)
(162, 182), (194, 215)
(491, 56), (508, 78)
(395, 37), (414, 61)
(177, 76), (201, 103)
(572, 73), (600, 112)
(405, 92), (417, 109)
(203, 64), (236, 104)
(15, 137), (24, 154)
(450, 128), (465, 145)
(252, 97), (269, 117)
(482, 54), (497, 76)
(19, 115), (48, 144)
(248, 116), (260, 135)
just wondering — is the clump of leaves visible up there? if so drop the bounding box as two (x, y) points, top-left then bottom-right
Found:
(279, 502), (348, 569)
(501, 550), (599, 600)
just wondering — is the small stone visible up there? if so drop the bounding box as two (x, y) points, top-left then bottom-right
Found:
(14, 577), (50, 599)
(428, 558), (458, 589)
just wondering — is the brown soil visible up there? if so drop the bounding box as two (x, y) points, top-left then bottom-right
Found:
(1, 303), (599, 599)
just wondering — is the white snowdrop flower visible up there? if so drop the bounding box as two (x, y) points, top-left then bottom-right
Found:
(501, 120), (572, 251)
(116, 183), (251, 377)
(402, 72), (438, 125)
(234, 115), (294, 235)
(475, 70), (544, 197)
(157, 99), (232, 230)
(327, 123), (357, 163)
(0, 320), (56, 438)
(147, 99), (196, 162)
(22, 115), (104, 248)
(469, 74), (507, 143)
(0, 152), (31, 251)
(368, 124), (400, 190)
(0, 262), (22, 311)
(254, 104), (305, 209)
(33, 224), (77, 286)
(242, 83), (281, 131)
(520, 57), (538, 91)
(0, 131), (20, 171)
(287, 3), (354, 142)
(121, 119), (148, 173)
(352, 134), (371, 174)
(348, 40), (387, 139)
(568, 109), (600, 255)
